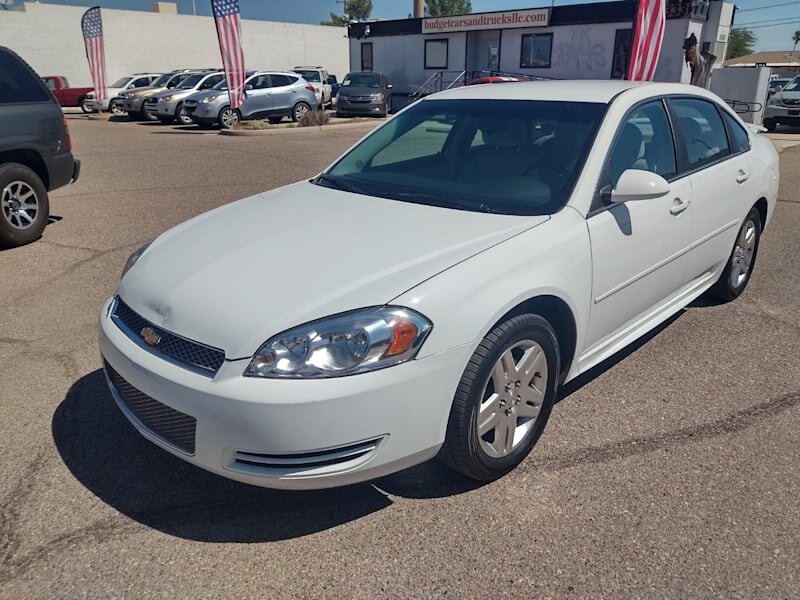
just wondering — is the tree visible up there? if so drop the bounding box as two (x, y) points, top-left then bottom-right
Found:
(425, 0), (472, 17)
(321, 0), (372, 26)
(792, 30), (800, 59)
(725, 28), (756, 61)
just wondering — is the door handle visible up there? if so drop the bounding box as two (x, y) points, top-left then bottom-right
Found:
(669, 197), (690, 216)
(736, 169), (750, 184)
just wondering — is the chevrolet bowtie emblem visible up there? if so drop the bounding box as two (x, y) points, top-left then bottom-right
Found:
(140, 326), (162, 347)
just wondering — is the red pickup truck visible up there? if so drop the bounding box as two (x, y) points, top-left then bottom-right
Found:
(41, 76), (94, 113)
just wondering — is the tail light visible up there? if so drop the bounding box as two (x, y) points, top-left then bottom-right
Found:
(306, 85), (315, 93)
(62, 116), (72, 152)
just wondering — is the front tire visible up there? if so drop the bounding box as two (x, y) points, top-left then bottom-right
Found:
(439, 314), (559, 482)
(291, 101), (311, 122)
(0, 163), (50, 248)
(218, 107), (240, 129)
(708, 207), (762, 302)
(176, 103), (193, 125)
(108, 99), (124, 116)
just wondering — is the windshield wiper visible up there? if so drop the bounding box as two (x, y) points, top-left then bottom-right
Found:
(384, 191), (497, 214)
(314, 173), (365, 195)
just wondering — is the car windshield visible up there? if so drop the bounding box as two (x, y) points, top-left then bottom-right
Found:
(783, 77), (800, 92)
(151, 73), (172, 87)
(177, 74), (205, 89)
(294, 70), (321, 83)
(109, 77), (131, 88)
(320, 99), (606, 216)
(343, 74), (382, 88)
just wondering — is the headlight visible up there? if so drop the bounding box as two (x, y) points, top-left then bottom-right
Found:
(121, 240), (152, 279)
(768, 97), (783, 107)
(245, 307), (432, 379)
(201, 95), (220, 103)
(372, 93), (385, 101)
(162, 95), (172, 102)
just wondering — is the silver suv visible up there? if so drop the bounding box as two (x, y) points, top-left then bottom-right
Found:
(119, 70), (198, 120)
(184, 72), (319, 128)
(145, 71), (225, 124)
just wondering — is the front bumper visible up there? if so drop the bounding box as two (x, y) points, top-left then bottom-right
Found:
(765, 104), (800, 122)
(86, 97), (110, 111)
(98, 297), (470, 490)
(186, 102), (219, 122)
(121, 97), (145, 112)
(336, 99), (386, 115)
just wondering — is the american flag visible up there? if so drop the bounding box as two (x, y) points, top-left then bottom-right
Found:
(211, 0), (247, 109)
(627, 0), (666, 81)
(81, 6), (107, 101)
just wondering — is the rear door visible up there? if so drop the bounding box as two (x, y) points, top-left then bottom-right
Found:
(668, 97), (749, 281)
(585, 99), (694, 351)
(267, 74), (300, 113)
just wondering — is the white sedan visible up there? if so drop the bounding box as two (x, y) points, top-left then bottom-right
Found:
(99, 81), (779, 490)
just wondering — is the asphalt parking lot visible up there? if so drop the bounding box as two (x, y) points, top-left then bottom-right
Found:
(1, 114), (799, 598)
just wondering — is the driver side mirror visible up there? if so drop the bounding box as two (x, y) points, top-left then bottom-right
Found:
(386, 83), (393, 89)
(127, 84), (135, 89)
(610, 169), (670, 203)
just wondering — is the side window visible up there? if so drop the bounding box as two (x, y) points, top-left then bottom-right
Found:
(200, 75), (224, 89)
(0, 50), (51, 104)
(43, 78), (56, 90)
(131, 77), (150, 88)
(269, 74), (293, 88)
(607, 100), (677, 186)
(249, 75), (270, 89)
(722, 111), (750, 153)
(671, 98), (730, 168)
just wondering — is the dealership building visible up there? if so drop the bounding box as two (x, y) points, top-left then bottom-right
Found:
(347, 0), (735, 103)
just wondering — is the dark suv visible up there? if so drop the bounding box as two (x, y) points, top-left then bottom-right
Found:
(0, 47), (80, 248)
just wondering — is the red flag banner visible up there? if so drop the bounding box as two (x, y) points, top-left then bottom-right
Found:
(627, 0), (666, 81)
(81, 6), (107, 101)
(211, 0), (247, 109)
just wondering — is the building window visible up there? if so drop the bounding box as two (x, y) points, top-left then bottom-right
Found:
(611, 29), (632, 79)
(361, 43), (373, 71)
(520, 33), (552, 69)
(425, 39), (448, 70)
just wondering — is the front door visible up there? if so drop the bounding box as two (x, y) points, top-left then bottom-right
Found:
(241, 73), (273, 118)
(585, 99), (694, 354)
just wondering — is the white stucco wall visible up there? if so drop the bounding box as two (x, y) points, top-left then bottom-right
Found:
(350, 32), (467, 94)
(1, 2), (349, 87)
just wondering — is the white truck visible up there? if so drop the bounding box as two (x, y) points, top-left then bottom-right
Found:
(292, 66), (332, 108)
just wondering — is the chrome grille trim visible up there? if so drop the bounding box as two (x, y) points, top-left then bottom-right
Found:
(104, 359), (196, 455)
(233, 437), (384, 470)
(110, 296), (226, 377)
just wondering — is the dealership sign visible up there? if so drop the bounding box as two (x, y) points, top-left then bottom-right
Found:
(422, 9), (550, 34)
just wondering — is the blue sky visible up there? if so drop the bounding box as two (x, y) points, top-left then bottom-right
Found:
(9, 0), (800, 51)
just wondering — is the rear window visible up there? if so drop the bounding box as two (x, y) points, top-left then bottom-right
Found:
(295, 70), (321, 83)
(0, 49), (51, 104)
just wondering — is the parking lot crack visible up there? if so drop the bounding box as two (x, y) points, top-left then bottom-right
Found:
(537, 391), (800, 472)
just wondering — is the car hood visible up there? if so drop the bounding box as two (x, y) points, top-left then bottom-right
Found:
(150, 88), (196, 100)
(185, 89), (225, 102)
(340, 86), (383, 96)
(118, 181), (548, 359)
(128, 85), (163, 97)
(775, 90), (800, 102)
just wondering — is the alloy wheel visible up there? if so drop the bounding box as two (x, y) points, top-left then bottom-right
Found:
(1, 180), (39, 230)
(220, 108), (239, 129)
(730, 218), (757, 289)
(477, 340), (548, 458)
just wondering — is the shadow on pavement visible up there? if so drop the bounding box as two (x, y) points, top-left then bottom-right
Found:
(52, 370), (392, 542)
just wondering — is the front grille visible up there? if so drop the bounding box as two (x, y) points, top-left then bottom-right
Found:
(233, 437), (384, 471)
(785, 98), (800, 106)
(111, 297), (226, 376)
(104, 360), (196, 454)
(348, 95), (374, 102)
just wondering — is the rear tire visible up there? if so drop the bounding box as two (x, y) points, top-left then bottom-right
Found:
(79, 96), (92, 114)
(438, 314), (559, 482)
(708, 207), (762, 302)
(0, 163), (50, 249)
(291, 101), (311, 122)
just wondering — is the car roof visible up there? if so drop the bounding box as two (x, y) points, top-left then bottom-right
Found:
(427, 80), (722, 105)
